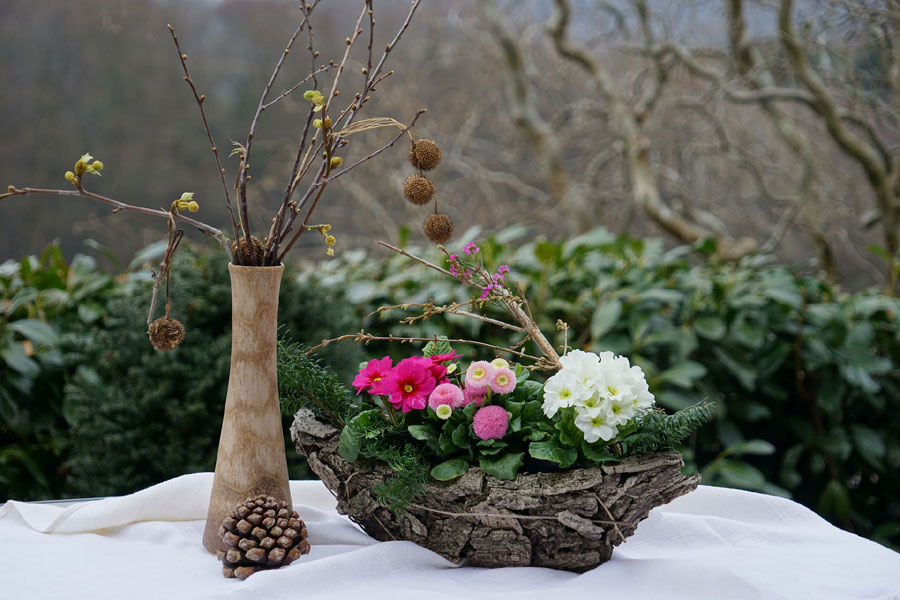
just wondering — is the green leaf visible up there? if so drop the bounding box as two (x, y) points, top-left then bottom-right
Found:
(408, 425), (437, 443)
(528, 441), (578, 468)
(633, 288), (683, 304)
(581, 442), (617, 463)
(451, 422), (470, 449)
(590, 299), (622, 340)
(338, 426), (361, 462)
(713, 458), (767, 490)
(423, 336), (452, 358)
(850, 425), (885, 470)
(817, 479), (851, 519)
(9, 319), (59, 347)
(721, 439), (776, 457)
(2, 343), (40, 378)
(430, 458), (469, 481)
(693, 315), (726, 340)
(712, 347), (756, 390)
(655, 361), (707, 389)
(128, 239), (169, 270)
(479, 452), (525, 480)
(731, 314), (765, 349)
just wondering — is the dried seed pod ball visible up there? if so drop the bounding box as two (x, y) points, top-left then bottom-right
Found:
(403, 174), (435, 206)
(231, 236), (266, 266)
(148, 316), (185, 351)
(408, 138), (442, 171)
(423, 213), (454, 245)
(217, 494), (311, 580)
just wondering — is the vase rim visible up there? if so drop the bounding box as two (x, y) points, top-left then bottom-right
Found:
(227, 262), (285, 270)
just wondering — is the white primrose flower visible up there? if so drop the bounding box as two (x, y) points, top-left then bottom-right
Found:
(546, 348), (655, 441)
(558, 349), (603, 388)
(542, 370), (592, 418)
(574, 405), (618, 443)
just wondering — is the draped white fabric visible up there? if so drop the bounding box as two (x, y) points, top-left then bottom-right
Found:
(1, 473), (898, 600)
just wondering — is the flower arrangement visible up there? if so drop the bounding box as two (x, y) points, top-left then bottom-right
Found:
(343, 342), (670, 484)
(284, 239), (714, 570)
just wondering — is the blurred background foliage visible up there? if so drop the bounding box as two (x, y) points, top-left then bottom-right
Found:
(1, 242), (361, 499)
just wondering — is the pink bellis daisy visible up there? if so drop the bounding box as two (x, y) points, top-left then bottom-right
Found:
(472, 405), (509, 440)
(462, 385), (486, 408)
(352, 356), (393, 396)
(489, 367), (516, 395)
(466, 361), (494, 390)
(428, 383), (465, 410)
(382, 357), (436, 412)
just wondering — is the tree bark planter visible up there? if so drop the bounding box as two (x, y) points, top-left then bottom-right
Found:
(291, 409), (700, 572)
(202, 264), (292, 554)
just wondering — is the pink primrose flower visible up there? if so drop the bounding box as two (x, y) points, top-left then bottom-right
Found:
(472, 405), (509, 440)
(381, 357), (436, 412)
(428, 383), (465, 410)
(352, 356), (393, 396)
(464, 242), (480, 255)
(489, 367), (517, 395)
(429, 351), (462, 364)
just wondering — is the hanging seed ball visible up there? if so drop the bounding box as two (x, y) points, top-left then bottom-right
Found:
(402, 174), (435, 206)
(148, 317), (185, 351)
(217, 495), (311, 580)
(408, 138), (442, 171)
(231, 236), (266, 266)
(423, 213), (454, 244)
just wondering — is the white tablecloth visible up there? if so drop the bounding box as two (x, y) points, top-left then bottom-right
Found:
(1, 473), (897, 600)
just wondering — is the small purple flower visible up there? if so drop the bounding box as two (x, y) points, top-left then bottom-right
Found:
(498, 265), (510, 275)
(464, 241), (480, 255)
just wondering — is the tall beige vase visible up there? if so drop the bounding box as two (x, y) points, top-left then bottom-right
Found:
(202, 263), (292, 553)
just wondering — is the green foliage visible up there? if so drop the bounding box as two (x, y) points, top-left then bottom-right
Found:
(0, 243), (121, 500)
(307, 227), (900, 549)
(618, 403), (717, 454)
(58, 244), (362, 497)
(277, 339), (356, 426)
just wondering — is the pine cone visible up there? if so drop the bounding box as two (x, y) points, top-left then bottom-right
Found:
(216, 495), (310, 579)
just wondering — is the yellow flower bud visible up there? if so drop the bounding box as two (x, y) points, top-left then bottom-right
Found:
(323, 117), (332, 128)
(177, 200), (189, 211)
(187, 200), (199, 212)
(65, 171), (76, 182)
(303, 90), (318, 100)
(91, 160), (103, 171)
(74, 160), (86, 176)
(330, 156), (343, 168)
(313, 119), (322, 129)
(325, 234), (336, 246)
(490, 358), (510, 370)
(326, 248), (334, 257)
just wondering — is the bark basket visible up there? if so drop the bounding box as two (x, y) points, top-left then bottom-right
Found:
(291, 409), (700, 572)
(202, 263), (292, 554)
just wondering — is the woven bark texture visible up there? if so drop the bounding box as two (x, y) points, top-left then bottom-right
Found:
(291, 409), (699, 572)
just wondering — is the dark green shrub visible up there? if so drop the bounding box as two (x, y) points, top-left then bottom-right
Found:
(306, 228), (900, 549)
(0, 244), (120, 500)
(62, 245), (362, 497)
